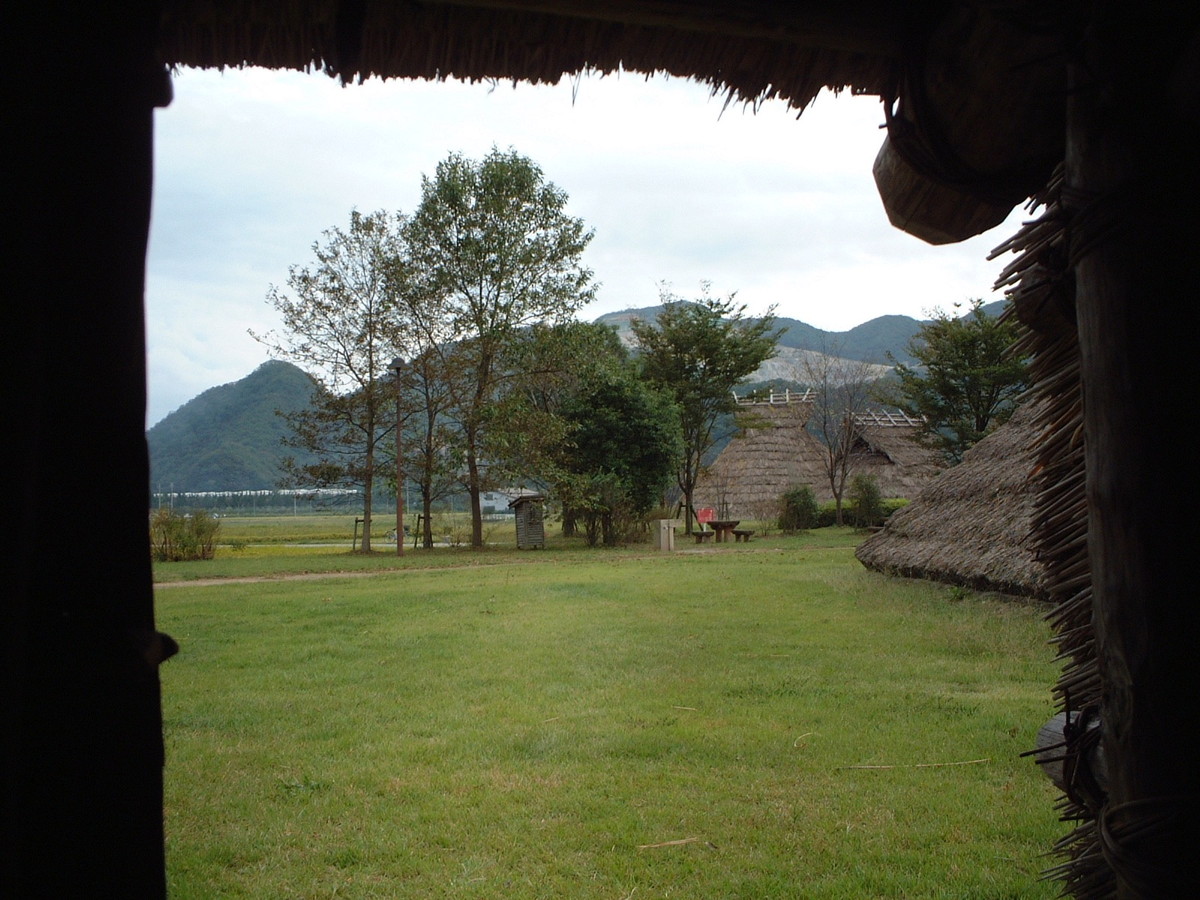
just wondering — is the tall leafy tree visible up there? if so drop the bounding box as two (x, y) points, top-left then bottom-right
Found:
(490, 322), (675, 542)
(632, 283), (782, 532)
(886, 299), (1029, 462)
(487, 321), (629, 500)
(252, 209), (404, 552)
(402, 147), (596, 548)
(393, 345), (463, 549)
(558, 368), (682, 546)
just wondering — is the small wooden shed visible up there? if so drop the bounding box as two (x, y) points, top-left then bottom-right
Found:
(508, 493), (546, 549)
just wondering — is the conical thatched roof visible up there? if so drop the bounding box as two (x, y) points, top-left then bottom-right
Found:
(855, 399), (1048, 598)
(695, 395), (830, 518)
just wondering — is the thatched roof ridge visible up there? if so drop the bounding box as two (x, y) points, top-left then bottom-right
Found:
(158, 1), (905, 110)
(734, 388), (814, 407)
(850, 411), (939, 468)
(855, 398), (1048, 598)
(852, 425), (927, 468)
(853, 410), (922, 428)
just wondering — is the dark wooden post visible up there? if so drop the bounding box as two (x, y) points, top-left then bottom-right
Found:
(391, 358), (406, 557)
(1068, 6), (1199, 895)
(5, 2), (172, 895)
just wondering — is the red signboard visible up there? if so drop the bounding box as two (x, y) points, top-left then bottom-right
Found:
(696, 507), (716, 524)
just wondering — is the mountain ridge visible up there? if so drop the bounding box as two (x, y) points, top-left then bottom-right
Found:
(149, 303), (1006, 492)
(148, 360), (319, 493)
(593, 299), (1005, 366)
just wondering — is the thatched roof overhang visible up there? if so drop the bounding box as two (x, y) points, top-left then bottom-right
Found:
(156, 1), (1068, 244)
(855, 399), (1048, 598)
(158, 1), (905, 109)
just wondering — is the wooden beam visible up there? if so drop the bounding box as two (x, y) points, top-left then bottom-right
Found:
(1032, 711), (1108, 796)
(872, 134), (1018, 244)
(5, 1), (171, 894)
(1068, 5), (1200, 895)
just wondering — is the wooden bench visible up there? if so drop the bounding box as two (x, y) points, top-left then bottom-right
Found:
(693, 530), (715, 544)
(732, 529), (755, 543)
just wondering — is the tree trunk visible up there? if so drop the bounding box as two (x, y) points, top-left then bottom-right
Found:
(360, 456), (374, 553)
(466, 445), (484, 548)
(829, 459), (846, 526)
(1068, 8), (1199, 895)
(422, 489), (435, 549)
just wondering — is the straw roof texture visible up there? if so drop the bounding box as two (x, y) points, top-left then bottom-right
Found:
(992, 168), (1105, 896)
(855, 398), (1048, 598)
(696, 401), (942, 518)
(847, 413), (944, 498)
(695, 398), (830, 518)
(157, 1), (903, 110)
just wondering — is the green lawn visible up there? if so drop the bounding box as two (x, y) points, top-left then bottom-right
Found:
(157, 532), (1063, 898)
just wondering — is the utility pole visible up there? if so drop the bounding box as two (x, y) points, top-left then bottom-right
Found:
(390, 357), (406, 557)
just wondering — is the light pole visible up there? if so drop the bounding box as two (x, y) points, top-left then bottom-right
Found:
(390, 356), (406, 557)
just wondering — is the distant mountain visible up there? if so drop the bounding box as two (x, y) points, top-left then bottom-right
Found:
(147, 360), (319, 493)
(748, 346), (894, 384)
(595, 300), (1009, 376)
(150, 304), (1010, 493)
(596, 305), (921, 363)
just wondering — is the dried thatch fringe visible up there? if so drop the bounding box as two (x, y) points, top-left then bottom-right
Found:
(991, 165), (1111, 897)
(158, 2), (897, 111)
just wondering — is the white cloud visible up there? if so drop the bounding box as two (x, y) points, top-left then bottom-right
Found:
(145, 67), (1027, 426)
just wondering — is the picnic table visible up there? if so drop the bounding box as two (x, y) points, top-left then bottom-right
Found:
(708, 520), (740, 543)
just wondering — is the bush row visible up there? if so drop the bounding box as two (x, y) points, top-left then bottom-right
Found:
(150, 508), (220, 562)
(778, 480), (909, 532)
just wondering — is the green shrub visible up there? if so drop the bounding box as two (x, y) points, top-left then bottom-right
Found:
(150, 508), (219, 562)
(780, 493), (906, 531)
(848, 474), (884, 529)
(778, 485), (818, 532)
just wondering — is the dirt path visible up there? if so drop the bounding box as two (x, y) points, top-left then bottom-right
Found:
(152, 547), (791, 589)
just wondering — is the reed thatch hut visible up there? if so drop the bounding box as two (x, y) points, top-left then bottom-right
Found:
(845, 411), (945, 499)
(855, 400), (1048, 598)
(695, 391), (828, 518)
(11, 3), (1196, 896)
(697, 397), (943, 519)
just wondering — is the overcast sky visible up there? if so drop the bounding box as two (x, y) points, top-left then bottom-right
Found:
(146, 66), (1029, 426)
